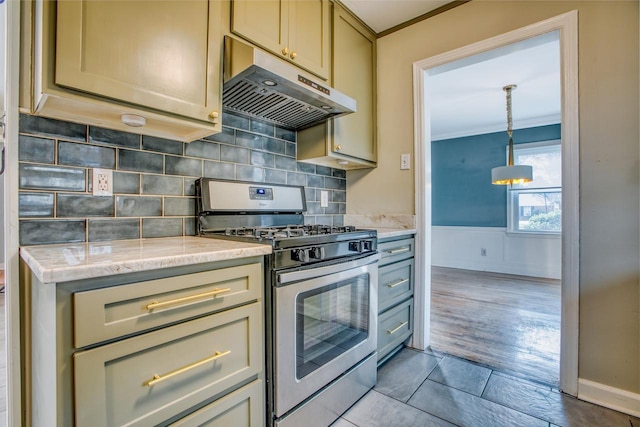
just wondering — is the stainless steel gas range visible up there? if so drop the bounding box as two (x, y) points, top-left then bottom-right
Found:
(196, 178), (378, 427)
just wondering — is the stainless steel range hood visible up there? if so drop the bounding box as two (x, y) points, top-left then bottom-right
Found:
(222, 37), (356, 130)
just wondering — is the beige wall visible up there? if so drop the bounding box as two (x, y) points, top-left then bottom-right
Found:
(349, 1), (639, 393)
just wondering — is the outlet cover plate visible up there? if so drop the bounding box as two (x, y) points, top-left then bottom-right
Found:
(320, 190), (329, 208)
(401, 154), (411, 170)
(92, 168), (113, 196)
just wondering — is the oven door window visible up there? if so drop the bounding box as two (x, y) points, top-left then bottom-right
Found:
(296, 273), (370, 379)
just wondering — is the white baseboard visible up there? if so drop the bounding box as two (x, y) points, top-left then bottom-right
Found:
(578, 378), (640, 418)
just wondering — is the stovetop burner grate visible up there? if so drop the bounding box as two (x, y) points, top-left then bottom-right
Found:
(220, 224), (358, 240)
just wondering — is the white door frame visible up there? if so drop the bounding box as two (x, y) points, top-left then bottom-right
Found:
(411, 11), (579, 395)
(3, 0), (23, 424)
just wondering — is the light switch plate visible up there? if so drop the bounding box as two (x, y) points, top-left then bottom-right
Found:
(92, 168), (113, 196)
(401, 154), (411, 170)
(320, 190), (329, 208)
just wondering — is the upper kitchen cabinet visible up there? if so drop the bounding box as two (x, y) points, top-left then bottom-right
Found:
(20, 0), (223, 142)
(297, 3), (377, 169)
(231, 0), (330, 80)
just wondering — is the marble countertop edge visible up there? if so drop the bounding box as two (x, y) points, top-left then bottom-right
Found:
(20, 236), (273, 284)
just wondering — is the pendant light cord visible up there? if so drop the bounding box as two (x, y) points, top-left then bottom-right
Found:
(504, 85), (516, 166)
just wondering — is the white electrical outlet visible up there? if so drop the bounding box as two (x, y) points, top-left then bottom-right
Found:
(401, 153), (411, 170)
(92, 168), (113, 196)
(320, 190), (329, 208)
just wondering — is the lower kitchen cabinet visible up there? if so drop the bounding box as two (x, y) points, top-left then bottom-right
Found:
(26, 256), (265, 427)
(377, 234), (415, 364)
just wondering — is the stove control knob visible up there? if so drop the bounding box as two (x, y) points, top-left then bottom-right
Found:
(309, 247), (325, 260)
(292, 248), (310, 263)
(363, 240), (373, 251)
(349, 241), (364, 253)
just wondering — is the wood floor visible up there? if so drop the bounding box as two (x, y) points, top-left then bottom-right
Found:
(430, 266), (561, 387)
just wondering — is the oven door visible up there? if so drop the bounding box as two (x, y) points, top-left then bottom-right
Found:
(273, 254), (378, 417)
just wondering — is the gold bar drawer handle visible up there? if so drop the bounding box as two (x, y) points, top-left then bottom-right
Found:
(145, 350), (231, 387)
(146, 288), (231, 311)
(387, 321), (409, 335)
(387, 247), (410, 255)
(387, 278), (409, 288)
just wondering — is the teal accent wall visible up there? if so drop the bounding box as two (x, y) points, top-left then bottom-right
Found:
(431, 124), (561, 227)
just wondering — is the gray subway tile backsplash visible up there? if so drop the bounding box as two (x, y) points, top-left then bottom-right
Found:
(265, 169), (287, 185)
(20, 219), (86, 245)
(58, 141), (116, 169)
(19, 115), (87, 142)
(142, 217), (183, 238)
(142, 135), (184, 155)
(19, 112), (346, 245)
(116, 195), (162, 217)
(89, 126), (140, 149)
(164, 197), (196, 216)
(141, 174), (183, 196)
(118, 149), (163, 173)
(19, 192), (54, 217)
(113, 172), (140, 194)
(236, 165), (264, 182)
(203, 161), (235, 180)
(220, 144), (250, 164)
(19, 135), (55, 164)
(88, 218), (140, 242)
(235, 130), (264, 150)
(19, 164), (86, 192)
(250, 119), (274, 136)
(56, 194), (114, 217)
(185, 140), (220, 160)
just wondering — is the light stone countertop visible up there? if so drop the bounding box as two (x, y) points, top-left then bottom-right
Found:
(20, 236), (272, 284)
(371, 228), (417, 240)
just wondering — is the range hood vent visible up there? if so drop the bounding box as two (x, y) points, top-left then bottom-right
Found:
(222, 37), (356, 130)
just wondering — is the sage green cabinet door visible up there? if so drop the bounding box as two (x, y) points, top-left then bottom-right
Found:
(231, 0), (330, 80)
(378, 298), (414, 361)
(170, 380), (264, 426)
(287, 0), (330, 80)
(74, 303), (262, 427)
(231, 0), (288, 58)
(331, 4), (376, 162)
(55, 0), (222, 129)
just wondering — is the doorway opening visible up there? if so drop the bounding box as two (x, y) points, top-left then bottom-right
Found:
(428, 32), (562, 387)
(411, 11), (579, 395)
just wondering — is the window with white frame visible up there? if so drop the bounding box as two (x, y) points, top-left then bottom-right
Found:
(508, 140), (561, 233)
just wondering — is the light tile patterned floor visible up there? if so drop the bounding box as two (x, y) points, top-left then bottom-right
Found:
(334, 348), (640, 427)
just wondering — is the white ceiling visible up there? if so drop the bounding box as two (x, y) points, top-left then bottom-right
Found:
(341, 2), (561, 141)
(341, 0), (451, 33)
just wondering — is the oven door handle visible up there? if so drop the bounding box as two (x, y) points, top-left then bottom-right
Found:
(277, 252), (380, 285)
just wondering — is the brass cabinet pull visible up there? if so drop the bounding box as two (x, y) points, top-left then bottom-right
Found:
(387, 247), (410, 255)
(335, 145), (342, 152)
(146, 288), (231, 311)
(387, 278), (409, 288)
(387, 321), (409, 335)
(282, 47), (289, 55)
(290, 51), (297, 59)
(145, 350), (231, 387)
(208, 111), (219, 120)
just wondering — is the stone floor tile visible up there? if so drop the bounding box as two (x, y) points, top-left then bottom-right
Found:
(330, 417), (357, 427)
(427, 355), (492, 396)
(408, 379), (547, 427)
(375, 348), (439, 402)
(422, 346), (446, 358)
(482, 373), (640, 426)
(343, 390), (455, 427)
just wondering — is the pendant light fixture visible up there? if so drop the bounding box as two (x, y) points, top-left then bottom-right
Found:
(491, 84), (533, 185)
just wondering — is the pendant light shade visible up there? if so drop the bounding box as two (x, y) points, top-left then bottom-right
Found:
(491, 85), (533, 185)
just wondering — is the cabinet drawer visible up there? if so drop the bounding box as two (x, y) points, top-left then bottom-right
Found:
(377, 298), (413, 362)
(74, 263), (262, 348)
(378, 238), (414, 266)
(170, 379), (264, 426)
(74, 302), (263, 427)
(379, 259), (414, 313)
